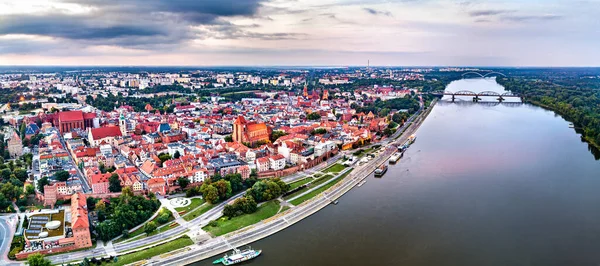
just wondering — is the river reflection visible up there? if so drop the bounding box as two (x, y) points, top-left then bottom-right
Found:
(194, 78), (600, 266)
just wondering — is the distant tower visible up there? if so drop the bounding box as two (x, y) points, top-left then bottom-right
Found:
(303, 83), (308, 98)
(119, 112), (127, 135)
(322, 90), (329, 100)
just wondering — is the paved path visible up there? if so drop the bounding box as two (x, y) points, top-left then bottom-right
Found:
(148, 100), (436, 266)
(0, 215), (22, 266)
(286, 167), (353, 202)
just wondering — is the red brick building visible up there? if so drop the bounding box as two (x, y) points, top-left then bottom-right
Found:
(148, 178), (167, 195)
(232, 116), (270, 146)
(70, 192), (92, 249)
(56, 111), (96, 134)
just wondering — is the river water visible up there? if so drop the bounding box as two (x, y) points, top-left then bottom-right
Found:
(196, 78), (600, 266)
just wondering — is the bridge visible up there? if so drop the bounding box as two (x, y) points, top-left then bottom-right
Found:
(429, 90), (521, 102)
(461, 71), (507, 78)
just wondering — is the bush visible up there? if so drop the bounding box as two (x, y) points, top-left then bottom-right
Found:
(222, 196), (258, 218)
(156, 213), (170, 224)
(122, 229), (129, 239)
(208, 220), (218, 227)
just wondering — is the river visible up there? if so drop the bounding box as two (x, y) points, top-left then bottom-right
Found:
(196, 78), (600, 266)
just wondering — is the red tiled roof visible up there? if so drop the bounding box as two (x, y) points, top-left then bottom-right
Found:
(71, 192), (89, 229)
(83, 112), (97, 119)
(90, 126), (122, 140)
(148, 178), (165, 186)
(90, 173), (111, 184)
(59, 111), (84, 122)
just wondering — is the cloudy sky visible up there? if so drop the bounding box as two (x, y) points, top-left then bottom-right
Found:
(0, 0), (598, 66)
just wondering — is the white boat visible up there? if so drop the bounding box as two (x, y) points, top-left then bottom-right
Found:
(213, 247), (262, 265)
(389, 152), (403, 163)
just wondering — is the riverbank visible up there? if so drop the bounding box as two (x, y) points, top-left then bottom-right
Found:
(147, 98), (438, 266)
(526, 99), (600, 153)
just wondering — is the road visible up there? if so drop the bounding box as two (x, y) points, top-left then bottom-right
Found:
(0, 215), (21, 266)
(45, 146), (343, 264)
(150, 100), (436, 266)
(46, 100), (431, 265)
(57, 135), (91, 193)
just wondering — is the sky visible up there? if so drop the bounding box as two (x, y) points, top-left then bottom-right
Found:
(0, 0), (599, 66)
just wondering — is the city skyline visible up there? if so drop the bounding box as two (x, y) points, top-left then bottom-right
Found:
(1, 0), (599, 66)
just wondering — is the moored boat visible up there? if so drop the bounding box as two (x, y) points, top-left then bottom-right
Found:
(213, 247), (262, 265)
(374, 164), (388, 177)
(389, 152), (403, 163)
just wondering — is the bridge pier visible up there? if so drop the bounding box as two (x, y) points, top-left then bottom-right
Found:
(498, 97), (504, 102)
(451, 95), (455, 102)
(472, 97), (480, 102)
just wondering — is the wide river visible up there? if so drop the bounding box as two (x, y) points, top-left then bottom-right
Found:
(197, 78), (600, 266)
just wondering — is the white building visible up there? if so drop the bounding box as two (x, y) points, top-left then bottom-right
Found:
(269, 154), (286, 171)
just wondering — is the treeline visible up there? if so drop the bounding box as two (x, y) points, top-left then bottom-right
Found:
(352, 96), (420, 117)
(135, 84), (192, 94)
(498, 74), (600, 147)
(86, 94), (186, 113)
(222, 178), (289, 218)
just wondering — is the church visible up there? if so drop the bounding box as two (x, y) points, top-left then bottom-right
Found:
(232, 116), (270, 146)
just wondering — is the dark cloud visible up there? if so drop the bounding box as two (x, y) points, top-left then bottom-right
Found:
(468, 9), (513, 17)
(0, 14), (167, 40)
(197, 24), (306, 41)
(0, 0), (276, 51)
(500, 14), (563, 22)
(363, 8), (393, 17)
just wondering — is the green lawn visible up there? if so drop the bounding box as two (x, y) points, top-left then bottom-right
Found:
(174, 198), (204, 213)
(182, 203), (215, 221)
(118, 208), (174, 242)
(104, 236), (193, 266)
(322, 163), (346, 173)
(288, 178), (312, 190)
(283, 186), (310, 200)
(290, 170), (353, 206)
(311, 174), (335, 187)
(202, 201), (281, 236)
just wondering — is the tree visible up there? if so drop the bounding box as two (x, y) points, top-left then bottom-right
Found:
(214, 180), (232, 200)
(144, 221), (157, 235)
(158, 153), (172, 163)
(108, 173), (122, 192)
(173, 150), (181, 159)
(224, 173), (243, 193)
(121, 186), (134, 198)
(27, 253), (51, 266)
(37, 176), (49, 193)
(270, 131), (288, 142)
(25, 184), (35, 196)
(53, 170), (69, 182)
(211, 172), (222, 182)
(224, 135), (233, 142)
(201, 184), (219, 204)
(307, 112), (321, 121)
(13, 168), (28, 182)
(0, 168), (11, 180)
(122, 229), (129, 239)
(156, 212), (170, 224)
(177, 177), (189, 189)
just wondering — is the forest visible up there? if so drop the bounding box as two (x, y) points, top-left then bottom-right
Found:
(497, 68), (600, 148)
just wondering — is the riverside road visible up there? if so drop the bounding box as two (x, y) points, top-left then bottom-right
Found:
(149, 100), (436, 266)
(44, 147), (341, 265)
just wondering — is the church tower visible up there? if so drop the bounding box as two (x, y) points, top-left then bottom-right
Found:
(119, 112), (127, 135)
(303, 83), (308, 98)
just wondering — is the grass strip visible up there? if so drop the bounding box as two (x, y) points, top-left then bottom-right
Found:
(202, 201), (280, 236)
(103, 236), (193, 266)
(182, 203), (215, 222)
(290, 170), (352, 206)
